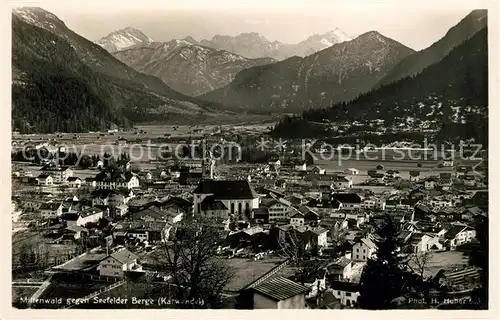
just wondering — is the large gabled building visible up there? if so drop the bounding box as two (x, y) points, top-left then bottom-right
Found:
(193, 180), (259, 217)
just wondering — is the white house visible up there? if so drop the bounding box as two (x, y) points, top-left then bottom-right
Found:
(445, 225), (476, 249)
(41, 165), (74, 183)
(326, 256), (353, 281)
(40, 202), (63, 219)
(193, 180), (259, 216)
(331, 176), (353, 189)
(95, 172), (140, 190)
(67, 177), (82, 188)
(411, 233), (443, 253)
(344, 168), (359, 175)
(295, 162), (307, 172)
(36, 174), (54, 186)
(264, 198), (293, 223)
(77, 207), (104, 226)
(99, 248), (142, 278)
(352, 238), (377, 262)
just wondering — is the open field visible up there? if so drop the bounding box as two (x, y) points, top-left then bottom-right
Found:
(408, 251), (469, 278)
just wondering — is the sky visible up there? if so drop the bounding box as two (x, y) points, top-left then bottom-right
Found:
(17, 0), (487, 51)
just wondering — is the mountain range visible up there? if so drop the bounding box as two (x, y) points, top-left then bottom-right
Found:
(96, 27), (154, 53)
(112, 39), (276, 96)
(11, 7), (489, 135)
(97, 28), (354, 60)
(11, 7), (228, 133)
(199, 31), (415, 112)
(273, 21), (488, 144)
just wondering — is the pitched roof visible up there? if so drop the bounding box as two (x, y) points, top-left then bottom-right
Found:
(200, 195), (228, 211)
(357, 237), (376, 249)
(445, 225), (470, 239)
(193, 180), (257, 200)
(40, 202), (61, 210)
(250, 276), (309, 301)
(80, 207), (104, 218)
(332, 193), (362, 204)
(108, 248), (138, 264)
(329, 281), (360, 292)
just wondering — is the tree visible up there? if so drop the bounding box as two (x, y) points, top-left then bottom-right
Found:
(358, 215), (407, 309)
(469, 216), (488, 309)
(158, 219), (235, 308)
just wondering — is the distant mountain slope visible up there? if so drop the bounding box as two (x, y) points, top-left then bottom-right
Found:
(198, 29), (352, 60)
(273, 28), (488, 143)
(96, 27), (154, 52)
(11, 8), (231, 133)
(200, 31), (414, 113)
(377, 9), (487, 86)
(113, 40), (275, 96)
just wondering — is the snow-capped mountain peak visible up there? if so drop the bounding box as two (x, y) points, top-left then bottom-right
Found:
(96, 27), (153, 53)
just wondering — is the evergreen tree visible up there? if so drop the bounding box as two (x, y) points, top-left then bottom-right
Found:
(358, 215), (406, 309)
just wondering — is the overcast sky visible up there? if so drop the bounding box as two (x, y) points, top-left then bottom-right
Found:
(28, 0), (486, 51)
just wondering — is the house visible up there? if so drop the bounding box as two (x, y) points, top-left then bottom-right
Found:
(94, 170), (139, 189)
(331, 176), (353, 189)
(91, 189), (133, 207)
(294, 162), (307, 172)
(243, 276), (309, 309)
(292, 226), (328, 248)
(41, 165), (74, 183)
(413, 203), (434, 221)
(227, 227), (267, 249)
(193, 180), (259, 217)
(331, 193), (362, 210)
(113, 220), (172, 243)
(297, 206), (320, 225)
(98, 248), (142, 278)
(85, 177), (97, 188)
(112, 204), (129, 218)
(352, 238), (377, 262)
(311, 166), (326, 175)
(325, 256), (353, 281)
(408, 233), (443, 253)
(439, 173), (453, 190)
(67, 177), (82, 188)
(344, 168), (359, 175)
(252, 207), (269, 223)
(96, 159), (104, 169)
(424, 177), (437, 190)
(77, 207), (104, 226)
(65, 225), (89, 240)
(290, 211), (305, 227)
(36, 174), (54, 186)
(444, 225), (476, 249)
(40, 202), (63, 219)
(329, 281), (360, 307)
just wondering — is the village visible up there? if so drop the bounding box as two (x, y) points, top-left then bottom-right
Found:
(11, 126), (488, 309)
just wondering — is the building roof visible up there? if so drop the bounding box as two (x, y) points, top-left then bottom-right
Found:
(193, 180), (257, 200)
(108, 248), (138, 264)
(445, 225), (470, 239)
(80, 207), (104, 218)
(327, 256), (352, 270)
(40, 202), (61, 210)
(357, 237), (376, 249)
(200, 195), (228, 211)
(67, 177), (81, 181)
(329, 280), (360, 292)
(332, 193), (362, 204)
(250, 276), (309, 301)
